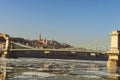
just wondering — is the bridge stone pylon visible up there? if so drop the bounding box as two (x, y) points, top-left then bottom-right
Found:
(107, 30), (120, 68)
(0, 34), (10, 58)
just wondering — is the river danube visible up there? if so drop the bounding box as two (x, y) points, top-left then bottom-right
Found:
(0, 58), (120, 80)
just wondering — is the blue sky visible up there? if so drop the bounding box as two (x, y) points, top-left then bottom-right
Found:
(0, 0), (120, 46)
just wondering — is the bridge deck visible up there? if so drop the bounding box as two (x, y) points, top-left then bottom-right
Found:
(8, 48), (105, 53)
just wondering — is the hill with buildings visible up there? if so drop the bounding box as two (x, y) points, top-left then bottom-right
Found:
(10, 34), (71, 49)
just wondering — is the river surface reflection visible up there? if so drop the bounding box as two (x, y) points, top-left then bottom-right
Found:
(0, 58), (120, 80)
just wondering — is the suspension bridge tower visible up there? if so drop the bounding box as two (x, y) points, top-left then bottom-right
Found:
(0, 34), (10, 58)
(107, 30), (120, 68)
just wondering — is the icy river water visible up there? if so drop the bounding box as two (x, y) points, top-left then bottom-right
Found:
(0, 58), (120, 80)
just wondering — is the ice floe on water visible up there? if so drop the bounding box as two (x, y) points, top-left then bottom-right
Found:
(1, 58), (120, 80)
(14, 72), (56, 79)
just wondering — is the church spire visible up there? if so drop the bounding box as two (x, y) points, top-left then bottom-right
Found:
(39, 33), (42, 41)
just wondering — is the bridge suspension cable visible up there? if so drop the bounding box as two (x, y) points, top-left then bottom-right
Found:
(10, 39), (110, 52)
(79, 38), (110, 51)
(10, 41), (35, 49)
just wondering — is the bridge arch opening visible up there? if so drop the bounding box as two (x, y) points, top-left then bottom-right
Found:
(0, 37), (6, 49)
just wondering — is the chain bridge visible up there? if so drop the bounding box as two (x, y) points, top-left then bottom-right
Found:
(0, 30), (120, 68)
(0, 35), (109, 58)
(0, 33), (109, 58)
(0, 36), (110, 52)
